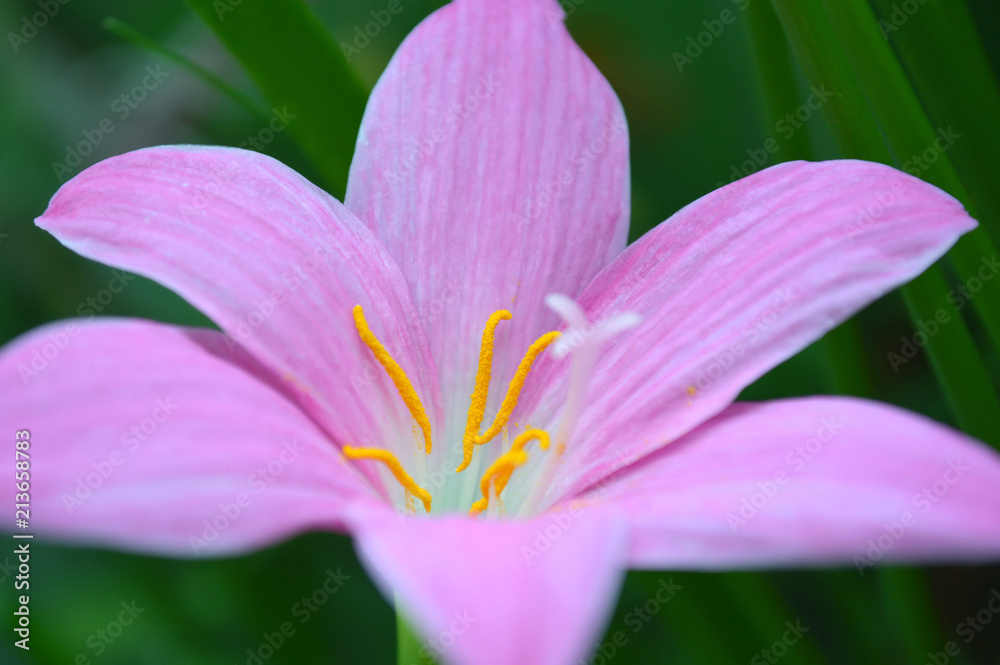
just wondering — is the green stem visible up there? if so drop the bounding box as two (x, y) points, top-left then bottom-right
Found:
(396, 599), (436, 665)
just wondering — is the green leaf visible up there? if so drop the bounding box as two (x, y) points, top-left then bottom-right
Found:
(744, 0), (815, 164)
(183, 0), (369, 197)
(719, 573), (828, 665)
(870, 0), (1000, 250)
(769, 0), (1000, 448)
(746, 0), (875, 399)
(815, 0), (1000, 357)
(103, 17), (267, 119)
(877, 568), (949, 665)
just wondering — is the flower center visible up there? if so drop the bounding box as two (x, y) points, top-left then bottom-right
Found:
(346, 298), (640, 519)
(348, 304), (558, 517)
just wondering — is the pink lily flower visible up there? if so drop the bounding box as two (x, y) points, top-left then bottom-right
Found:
(5, 0), (1000, 663)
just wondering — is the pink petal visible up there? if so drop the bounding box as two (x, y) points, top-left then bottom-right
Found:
(1, 319), (383, 556)
(37, 145), (441, 461)
(350, 508), (627, 665)
(524, 160), (977, 501)
(588, 397), (1000, 569)
(345, 0), (630, 416)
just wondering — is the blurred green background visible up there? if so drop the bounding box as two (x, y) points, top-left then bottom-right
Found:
(2, 0), (999, 663)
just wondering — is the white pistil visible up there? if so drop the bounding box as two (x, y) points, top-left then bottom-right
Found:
(517, 294), (640, 516)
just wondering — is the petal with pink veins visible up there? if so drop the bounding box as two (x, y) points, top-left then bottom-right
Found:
(523, 160), (977, 501)
(1, 319), (385, 556)
(346, 0), (630, 419)
(583, 397), (1000, 569)
(350, 507), (627, 665)
(37, 145), (440, 461)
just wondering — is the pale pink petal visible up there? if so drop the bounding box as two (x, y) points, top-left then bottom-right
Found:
(37, 145), (440, 461)
(523, 160), (977, 501)
(584, 397), (1000, 569)
(1, 319), (384, 556)
(346, 0), (630, 419)
(350, 508), (627, 665)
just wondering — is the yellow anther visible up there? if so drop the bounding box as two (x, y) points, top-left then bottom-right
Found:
(353, 305), (432, 454)
(475, 331), (560, 445)
(343, 446), (431, 512)
(456, 311), (559, 472)
(458, 310), (512, 472)
(469, 429), (549, 516)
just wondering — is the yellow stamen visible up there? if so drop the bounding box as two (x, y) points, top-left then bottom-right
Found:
(475, 331), (560, 445)
(469, 429), (549, 515)
(353, 305), (432, 454)
(457, 310), (512, 472)
(343, 446), (431, 512)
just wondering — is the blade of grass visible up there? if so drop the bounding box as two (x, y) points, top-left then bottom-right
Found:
(769, 0), (1000, 448)
(720, 573), (829, 665)
(183, 0), (368, 196)
(744, 0), (815, 163)
(817, 0), (1000, 361)
(877, 568), (948, 665)
(746, 0), (874, 398)
(870, 0), (1000, 249)
(103, 17), (267, 120)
